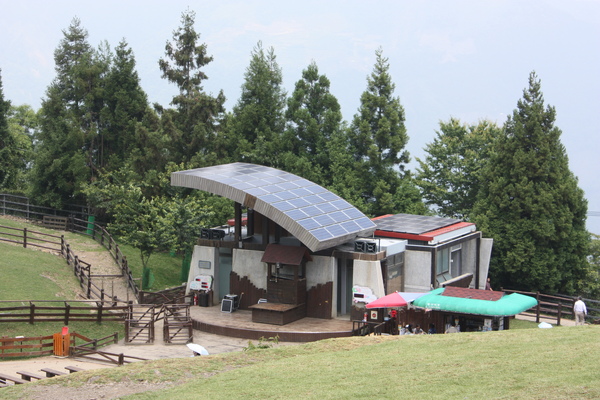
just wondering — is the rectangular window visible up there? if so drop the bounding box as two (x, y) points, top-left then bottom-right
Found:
(385, 252), (404, 293)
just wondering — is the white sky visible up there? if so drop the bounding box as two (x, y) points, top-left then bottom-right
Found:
(1, 0), (599, 233)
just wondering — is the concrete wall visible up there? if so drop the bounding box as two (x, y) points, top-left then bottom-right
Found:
(352, 259), (385, 299)
(307, 255), (335, 288)
(478, 238), (493, 288)
(404, 250), (432, 292)
(232, 248), (267, 290)
(186, 245), (217, 294)
(461, 239), (477, 283)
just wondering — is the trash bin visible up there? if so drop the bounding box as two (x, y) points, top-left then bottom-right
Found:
(198, 291), (209, 307)
(86, 215), (95, 235)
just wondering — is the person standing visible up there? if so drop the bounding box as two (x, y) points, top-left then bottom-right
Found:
(573, 296), (587, 326)
(485, 277), (493, 291)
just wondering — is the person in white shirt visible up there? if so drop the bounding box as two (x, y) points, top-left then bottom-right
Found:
(573, 296), (587, 325)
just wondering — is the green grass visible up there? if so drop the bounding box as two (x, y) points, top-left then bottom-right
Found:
(117, 242), (184, 290)
(3, 325), (600, 399)
(0, 241), (82, 301)
(0, 216), (125, 348)
(0, 214), (184, 291)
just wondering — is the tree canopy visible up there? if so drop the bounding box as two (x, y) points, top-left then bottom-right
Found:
(416, 118), (501, 220)
(472, 72), (589, 294)
(2, 13), (594, 295)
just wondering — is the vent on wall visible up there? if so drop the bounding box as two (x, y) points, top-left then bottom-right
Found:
(354, 240), (377, 253)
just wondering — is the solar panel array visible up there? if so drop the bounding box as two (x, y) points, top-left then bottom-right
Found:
(171, 163), (376, 251)
(375, 213), (461, 235)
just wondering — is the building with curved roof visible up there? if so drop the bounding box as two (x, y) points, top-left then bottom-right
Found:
(171, 163), (492, 327)
(171, 163), (376, 252)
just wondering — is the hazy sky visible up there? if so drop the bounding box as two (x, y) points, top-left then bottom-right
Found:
(1, 0), (599, 233)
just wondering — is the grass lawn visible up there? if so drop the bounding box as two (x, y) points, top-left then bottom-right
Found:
(115, 242), (184, 290)
(0, 217), (125, 348)
(0, 215), (184, 291)
(3, 325), (599, 400)
(0, 241), (82, 301)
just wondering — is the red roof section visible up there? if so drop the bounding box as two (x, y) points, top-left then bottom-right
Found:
(261, 244), (312, 265)
(442, 286), (504, 301)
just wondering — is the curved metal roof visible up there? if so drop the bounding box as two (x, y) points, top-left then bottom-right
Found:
(171, 163), (376, 252)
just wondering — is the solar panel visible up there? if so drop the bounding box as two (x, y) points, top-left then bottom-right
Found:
(374, 213), (461, 234)
(171, 162), (376, 251)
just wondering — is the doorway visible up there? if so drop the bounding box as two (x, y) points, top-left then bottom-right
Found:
(337, 259), (353, 317)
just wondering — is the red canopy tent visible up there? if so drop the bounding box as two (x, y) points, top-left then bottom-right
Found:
(365, 292), (426, 309)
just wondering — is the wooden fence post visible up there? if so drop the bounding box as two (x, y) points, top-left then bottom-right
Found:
(29, 302), (35, 324)
(118, 353), (124, 366)
(23, 228), (27, 248)
(64, 303), (70, 325)
(87, 273), (92, 298)
(557, 303), (562, 326)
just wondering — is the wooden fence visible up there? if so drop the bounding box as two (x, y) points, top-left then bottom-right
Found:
(0, 334), (56, 358)
(139, 285), (187, 305)
(0, 301), (130, 325)
(0, 193), (140, 300)
(0, 224), (63, 252)
(0, 221), (138, 303)
(0, 193), (90, 223)
(503, 289), (600, 325)
(0, 331), (115, 359)
(0, 330), (142, 366)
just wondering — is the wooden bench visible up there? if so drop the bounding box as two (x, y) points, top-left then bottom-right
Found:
(65, 366), (84, 373)
(40, 368), (67, 378)
(17, 371), (46, 381)
(0, 373), (28, 385)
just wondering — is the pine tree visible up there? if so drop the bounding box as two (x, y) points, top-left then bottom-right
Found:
(349, 48), (421, 216)
(29, 18), (108, 207)
(472, 72), (589, 293)
(227, 41), (286, 166)
(101, 40), (151, 171)
(158, 9), (225, 164)
(282, 61), (342, 186)
(0, 70), (15, 188)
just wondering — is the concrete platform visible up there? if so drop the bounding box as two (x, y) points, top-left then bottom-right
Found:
(189, 305), (354, 342)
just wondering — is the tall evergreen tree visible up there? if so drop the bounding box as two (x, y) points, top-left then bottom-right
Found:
(158, 9), (225, 164)
(416, 118), (501, 220)
(101, 39), (151, 171)
(29, 18), (108, 207)
(0, 70), (15, 189)
(227, 41), (286, 166)
(472, 72), (589, 293)
(282, 61), (342, 186)
(349, 48), (422, 216)
(5, 104), (36, 191)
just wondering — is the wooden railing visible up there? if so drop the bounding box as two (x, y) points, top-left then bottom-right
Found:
(503, 289), (600, 326)
(0, 224), (63, 252)
(0, 193), (90, 223)
(0, 334), (57, 358)
(139, 285), (188, 305)
(0, 300), (130, 325)
(352, 320), (391, 336)
(67, 216), (139, 300)
(0, 221), (138, 302)
(0, 331), (113, 359)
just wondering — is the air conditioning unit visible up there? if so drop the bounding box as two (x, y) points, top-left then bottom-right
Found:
(354, 240), (377, 253)
(200, 228), (225, 240)
(200, 228), (211, 239)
